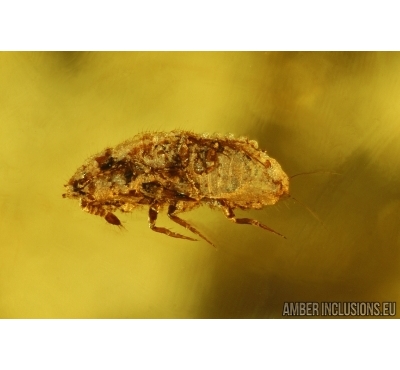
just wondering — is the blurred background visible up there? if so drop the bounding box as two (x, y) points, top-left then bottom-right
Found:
(0, 52), (399, 318)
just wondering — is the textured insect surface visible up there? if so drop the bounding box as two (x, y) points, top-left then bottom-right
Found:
(62, 131), (289, 247)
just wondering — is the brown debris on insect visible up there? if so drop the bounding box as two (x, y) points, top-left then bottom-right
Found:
(62, 131), (289, 247)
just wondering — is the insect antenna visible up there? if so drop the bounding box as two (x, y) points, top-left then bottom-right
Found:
(288, 170), (340, 223)
(288, 195), (321, 224)
(290, 170), (341, 179)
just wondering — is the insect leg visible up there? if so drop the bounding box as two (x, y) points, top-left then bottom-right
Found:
(167, 204), (215, 248)
(81, 200), (124, 229)
(105, 212), (123, 228)
(220, 203), (286, 239)
(148, 203), (198, 242)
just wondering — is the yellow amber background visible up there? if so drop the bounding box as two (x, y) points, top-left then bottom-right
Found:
(1, 52), (399, 318)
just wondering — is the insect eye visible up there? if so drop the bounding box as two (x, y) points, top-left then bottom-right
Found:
(98, 157), (114, 170)
(104, 159), (114, 170)
(95, 149), (115, 170)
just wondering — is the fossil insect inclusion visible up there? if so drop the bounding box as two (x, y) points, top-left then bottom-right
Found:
(63, 131), (289, 247)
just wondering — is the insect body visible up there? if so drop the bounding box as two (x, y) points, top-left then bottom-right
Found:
(63, 131), (289, 247)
